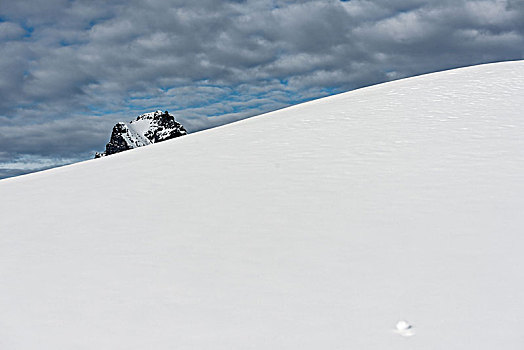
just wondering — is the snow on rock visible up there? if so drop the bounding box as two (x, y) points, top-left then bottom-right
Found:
(1, 61), (524, 350)
(95, 110), (187, 158)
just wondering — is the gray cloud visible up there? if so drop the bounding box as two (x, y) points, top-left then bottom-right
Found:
(0, 0), (523, 178)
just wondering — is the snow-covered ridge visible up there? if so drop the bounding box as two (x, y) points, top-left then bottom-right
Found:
(1, 61), (524, 349)
(95, 110), (187, 158)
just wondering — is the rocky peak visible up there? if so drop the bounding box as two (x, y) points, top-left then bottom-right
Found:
(95, 110), (187, 158)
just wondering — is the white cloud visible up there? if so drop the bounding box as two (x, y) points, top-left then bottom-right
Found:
(0, 21), (25, 40)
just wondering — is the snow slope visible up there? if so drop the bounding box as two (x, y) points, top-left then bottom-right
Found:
(1, 61), (524, 349)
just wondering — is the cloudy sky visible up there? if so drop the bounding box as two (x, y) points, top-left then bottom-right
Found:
(1, 0), (523, 178)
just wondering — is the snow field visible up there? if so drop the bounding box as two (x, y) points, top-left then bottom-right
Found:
(1, 61), (524, 349)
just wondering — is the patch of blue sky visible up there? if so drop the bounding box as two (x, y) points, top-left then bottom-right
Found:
(12, 100), (40, 112)
(22, 23), (34, 38)
(85, 14), (114, 31)
(59, 38), (88, 47)
(128, 95), (156, 102)
(318, 86), (339, 96)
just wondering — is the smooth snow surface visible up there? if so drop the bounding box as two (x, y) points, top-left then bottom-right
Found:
(1, 61), (524, 349)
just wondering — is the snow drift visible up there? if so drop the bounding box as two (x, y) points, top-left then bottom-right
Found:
(1, 61), (524, 350)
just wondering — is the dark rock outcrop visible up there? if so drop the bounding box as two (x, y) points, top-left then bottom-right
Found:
(95, 111), (187, 158)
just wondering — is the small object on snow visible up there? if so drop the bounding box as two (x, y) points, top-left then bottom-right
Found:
(396, 320), (412, 331)
(395, 320), (415, 337)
